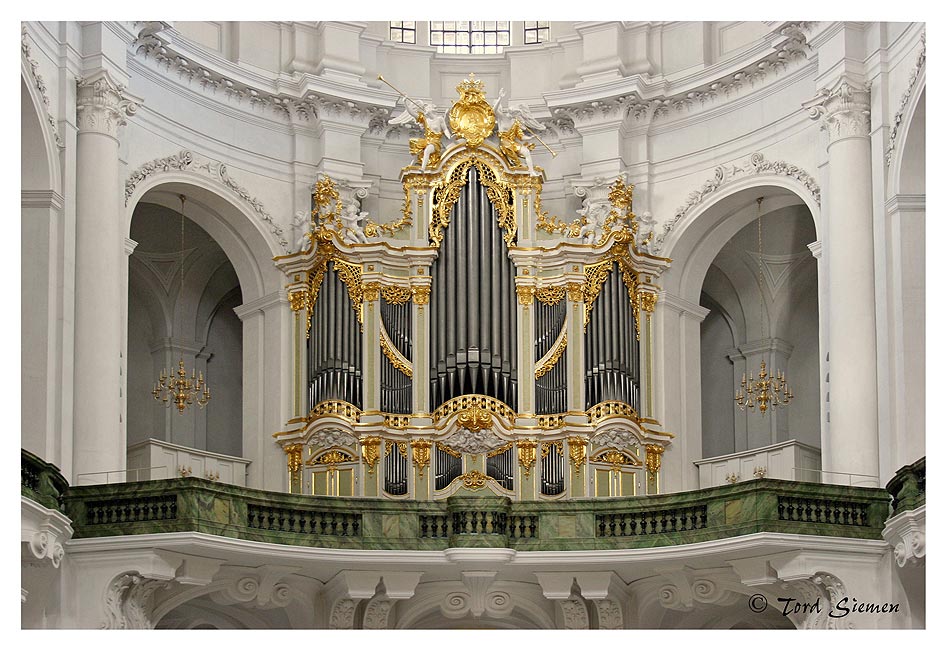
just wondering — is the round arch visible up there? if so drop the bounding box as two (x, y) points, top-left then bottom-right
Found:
(20, 69), (61, 193)
(126, 175), (284, 304)
(662, 179), (820, 306)
(889, 69), (925, 196)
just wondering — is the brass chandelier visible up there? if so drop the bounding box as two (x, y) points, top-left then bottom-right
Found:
(734, 197), (793, 415)
(152, 194), (211, 414)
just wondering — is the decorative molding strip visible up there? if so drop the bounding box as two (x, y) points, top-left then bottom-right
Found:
(21, 24), (64, 148)
(885, 30), (926, 167)
(552, 22), (815, 125)
(124, 149), (289, 252)
(654, 152), (821, 253)
(133, 24), (389, 128)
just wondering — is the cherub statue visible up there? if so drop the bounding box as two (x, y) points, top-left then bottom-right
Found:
(493, 89), (545, 175)
(636, 211), (656, 253)
(577, 202), (609, 244)
(291, 210), (313, 253)
(340, 203), (369, 245)
(388, 99), (451, 170)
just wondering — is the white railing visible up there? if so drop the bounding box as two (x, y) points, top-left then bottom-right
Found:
(127, 439), (250, 486)
(75, 466), (170, 486)
(792, 467), (880, 487)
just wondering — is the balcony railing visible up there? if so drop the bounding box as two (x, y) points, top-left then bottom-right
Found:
(61, 477), (891, 551)
(886, 456), (925, 517)
(21, 449), (69, 512)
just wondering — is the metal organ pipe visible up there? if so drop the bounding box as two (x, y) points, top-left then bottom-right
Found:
(584, 270), (640, 412)
(307, 266), (364, 410)
(429, 168), (518, 411)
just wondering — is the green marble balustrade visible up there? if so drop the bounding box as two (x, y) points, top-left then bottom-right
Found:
(21, 448), (69, 512)
(60, 477), (891, 551)
(886, 456), (925, 517)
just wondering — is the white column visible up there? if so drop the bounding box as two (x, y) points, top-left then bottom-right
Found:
(72, 71), (140, 483)
(804, 79), (879, 485)
(564, 278), (585, 417)
(807, 240), (831, 473)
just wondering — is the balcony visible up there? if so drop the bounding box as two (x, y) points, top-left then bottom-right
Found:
(59, 475), (890, 551)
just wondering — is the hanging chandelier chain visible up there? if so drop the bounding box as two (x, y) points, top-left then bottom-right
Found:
(152, 193), (212, 414)
(734, 196), (794, 416)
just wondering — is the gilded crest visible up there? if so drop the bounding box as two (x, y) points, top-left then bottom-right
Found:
(448, 73), (496, 148)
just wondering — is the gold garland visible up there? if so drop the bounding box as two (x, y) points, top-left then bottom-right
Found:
(535, 328), (567, 379)
(381, 285), (414, 304)
(534, 286), (566, 306)
(486, 440), (515, 458)
(379, 322), (413, 378)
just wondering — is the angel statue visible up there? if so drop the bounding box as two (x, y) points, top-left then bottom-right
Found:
(493, 89), (545, 175)
(387, 98), (451, 171)
(340, 203), (369, 244)
(636, 211), (657, 253)
(577, 202), (610, 244)
(291, 210), (313, 253)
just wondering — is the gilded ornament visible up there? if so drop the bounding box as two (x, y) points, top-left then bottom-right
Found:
(365, 183), (414, 237)
(457, 402), (494, 433)
(645, 444), (664, 476)
(638, 291), (658, 313)
(542, 440), (563, 457)
(384, 415), (412, 430)
(380, 326), (413, 378)
(315, 449), (355, 469)
(411, 439), (433, 477)
(437, 442), (462, 459)
(309, 400), (362, 423)
(459, 470), (490, 490)
(381, 285), (414, 304)
(590, 449), (637, 472)
(565, 283), (584, 303)
(411, 285), (431, 306)
(534, 286), (566, 306)
(431, 394), (516, 425)
(516, 285), (535, 305)
(288, 289), (309, 312)
(567, 437), (587, 476)
(385, 440), (409, 456)
(517, 440), (538, 478)
(535, 329), (567, 379)
(284, 443), (304, 473)
(448, 74), (496, 148)
(361, 436), (381, 474)
(587, 400), (639, 423)
(363, 282), (381, 302)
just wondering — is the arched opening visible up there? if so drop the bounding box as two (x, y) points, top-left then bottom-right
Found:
(699, 203), (820, 457)
(21, 75), (61, 467)
(659, 182), (822, 490)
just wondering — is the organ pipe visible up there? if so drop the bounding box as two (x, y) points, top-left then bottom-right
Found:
(584, 270), (641, 411)
(429, 168), (518, 411)
(380, 298), (413, 414)
(308, 263), (363, 410)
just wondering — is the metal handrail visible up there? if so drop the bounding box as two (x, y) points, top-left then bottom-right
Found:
(74, 466), (170, 485)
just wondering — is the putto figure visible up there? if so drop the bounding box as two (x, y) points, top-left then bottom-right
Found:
(388, 99), (451, 171)
(339, 203), (369, 244)
(493, 89), (545, 175)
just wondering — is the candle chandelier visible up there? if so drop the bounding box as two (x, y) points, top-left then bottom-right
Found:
(152, 194), (212, 414)
(734, 197), (793, 415)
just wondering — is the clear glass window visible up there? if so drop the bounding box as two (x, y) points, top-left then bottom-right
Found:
(429, 20), (511, 54)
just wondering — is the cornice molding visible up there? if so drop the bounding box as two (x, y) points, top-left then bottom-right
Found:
(657, 291), (709, 321)
(21, 189), (65, 210)
(21, 24), (64, 148)
(124, 149), (289, 253)
(548, 22), (816, 125)
(654, 152), (821, 253)
(885, 30), (925, 167)
(234, 290), (288, 320)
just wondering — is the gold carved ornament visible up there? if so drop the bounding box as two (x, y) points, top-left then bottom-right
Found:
(591, 449), (639, 473)
(312, 449), (355, 471)
(516, 285), (535, 305)
(459, 470), (489, 490)
(361, 436), (381, 475)
(534, 286), (566, 306)
(429, 152), (517, 249)
(288, 289), (309, 312)
(517, 440), (538, 478)
(582, 260), (614, 330)
(381, 285), (414, 304)
(535, 327), (567, 379)
(284, 443), (304, 474)
(567, 437), (587, 477)
(365, 182), (415, 238)
(385, 440), (409, 456)
(645, 444), (664, 477)
(411, 285), (430, 306)
(410, 439), (432, 477)
(448, 74), (496, 148)
(457, 402), (493, 432)
(380, 322), (413, 378)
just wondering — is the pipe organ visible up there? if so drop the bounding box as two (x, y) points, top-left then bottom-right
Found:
(276, 74), (673, 502)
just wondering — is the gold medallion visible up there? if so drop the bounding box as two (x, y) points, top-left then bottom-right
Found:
(448, 73), (496, 148)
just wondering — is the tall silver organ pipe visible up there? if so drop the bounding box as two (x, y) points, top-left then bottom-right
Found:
(486, 445), (515, 491)
(430, 168), (518, 411)
(380, 298), (413, 414)
(540, 443), (565, 496)
(383, 443), (408, 495)
(535, 300), (567, 414)
(435, 445), (463, 491)
(584, 269), (640, 411)
(308, 262), (363, 410)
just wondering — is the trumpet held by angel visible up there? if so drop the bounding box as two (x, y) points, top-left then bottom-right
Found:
(387, 98), (452, 171)
(493, 88), (546, 175)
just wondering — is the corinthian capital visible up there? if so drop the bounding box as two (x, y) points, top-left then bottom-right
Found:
(76, 70), (142, 137)
(802, 78), (871, 142)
